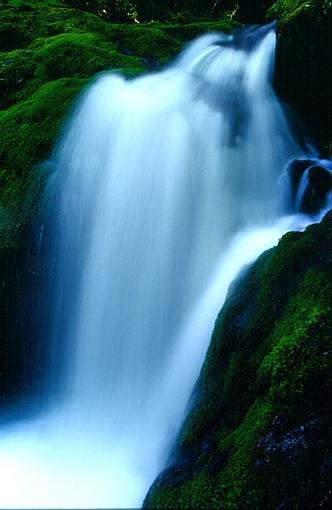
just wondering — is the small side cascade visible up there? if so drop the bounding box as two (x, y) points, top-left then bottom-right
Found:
(285, 157), (332, 214)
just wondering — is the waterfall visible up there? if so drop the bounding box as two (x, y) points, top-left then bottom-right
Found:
(0, 25), (319, 508)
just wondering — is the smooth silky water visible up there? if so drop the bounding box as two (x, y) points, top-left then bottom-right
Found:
(0, 25), (321, 508)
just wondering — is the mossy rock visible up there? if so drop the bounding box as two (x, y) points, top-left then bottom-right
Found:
(274, 0), (332, 142)
(0, 77), (87, 246)
(144, 211), (332, 509)
(33, 32), (144, 80)
(119, 26), (183, 64)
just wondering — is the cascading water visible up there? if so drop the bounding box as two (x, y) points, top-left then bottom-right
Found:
(0, 25), (323, 508)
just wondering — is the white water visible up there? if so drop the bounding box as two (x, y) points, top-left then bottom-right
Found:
(293, 158), (332, 212)
(0, 26), (317, 508)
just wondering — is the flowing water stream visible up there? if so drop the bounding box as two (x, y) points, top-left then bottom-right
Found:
(0, 25), (321, 508)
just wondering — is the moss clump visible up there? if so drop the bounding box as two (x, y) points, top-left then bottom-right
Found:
(0, 78), (87, 246)
(144, 211), (332, 509)
(33, 32), (144, 80)
(120, 26), (182, 64)
(34, 32), (112, 79)
(0, 48), (37, 107)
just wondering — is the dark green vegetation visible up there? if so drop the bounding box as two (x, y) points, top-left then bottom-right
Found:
(273, 0), (332, 144)
(144, 210), (332, 510)
(0, 1), (274, 24)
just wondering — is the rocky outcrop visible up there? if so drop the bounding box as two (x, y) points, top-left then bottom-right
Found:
(144, 210), (332, 509)
(286, 158), (332, 214)
(274, 0), (332, 145)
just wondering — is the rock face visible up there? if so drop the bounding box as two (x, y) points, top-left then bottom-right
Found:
(274, 0), (332, 144)
(286, 158), (332, 214)
(144, 210), (332, 509)
(0, 237), (47, 410)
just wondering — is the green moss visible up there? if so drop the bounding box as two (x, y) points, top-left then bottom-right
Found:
(111, 26), (182, 64)
(0, 78), (87, 246)
(272, 0), (324, 24)
(0, 33), (146, 109)
(34, 32), (108, 79)
(33, 32), (145, 79)
(218, 400), (274, 509)
(145, 212), (332, 509)
(258, 269), (332, 405)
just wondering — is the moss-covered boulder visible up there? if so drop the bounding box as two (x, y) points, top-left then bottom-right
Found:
(144, 210), (332, 509)
(273, 0), (332, 145)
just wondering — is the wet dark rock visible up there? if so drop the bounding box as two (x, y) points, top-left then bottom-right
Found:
(300, 165), (332, 214)
(152, 446), (206, 489)
(271, 414), (290, 435)
(201, 432), (217, 454)
(140, 56), (161, 70)
(253, 416), (332, 508)
(286, 158), (332, 214)
(308, 165), (332, 195)
(153, 464), (193, 489)
(256, 417), (323, 468)
(287, 158), (316, 198)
